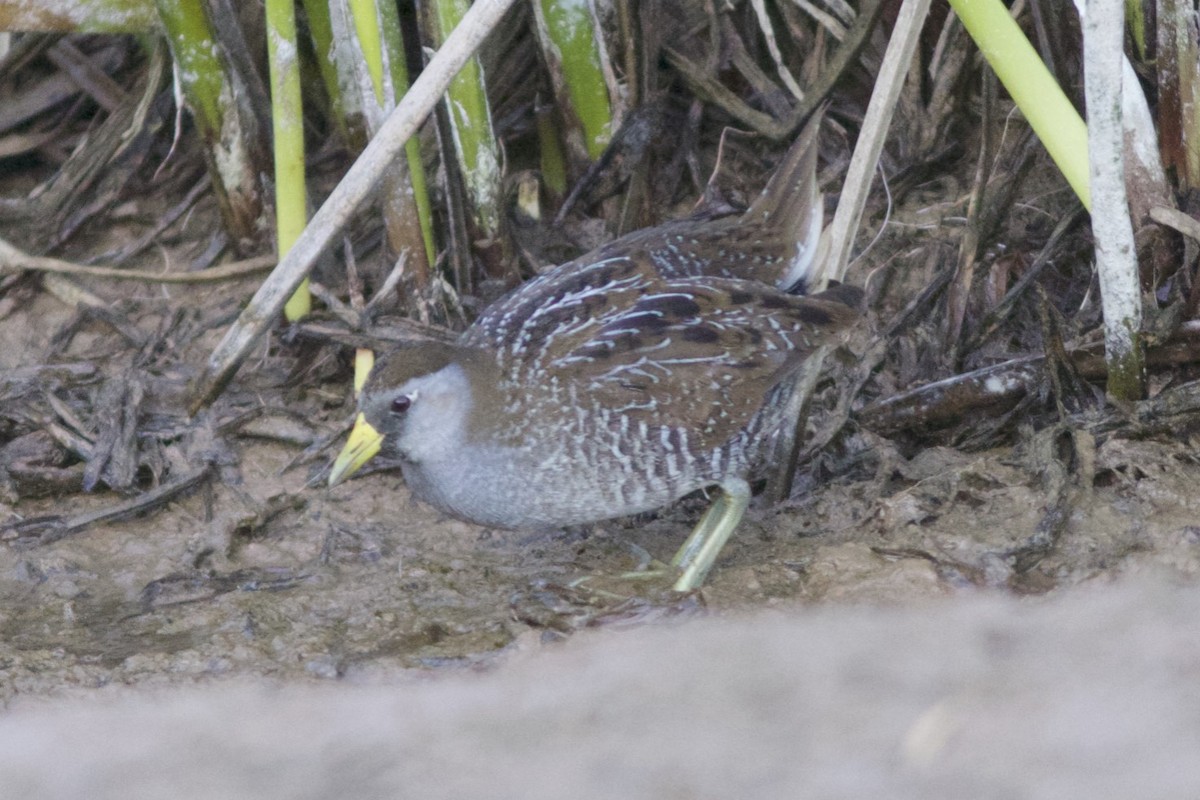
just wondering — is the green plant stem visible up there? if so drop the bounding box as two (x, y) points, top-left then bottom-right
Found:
(156, 0), (224, 144)
(948, 0), (1091, 210)
(328, 0), (436, 280)
(267, 0), (310, 319)
(156, 0), (263, 240)
(431, 0), (502, 244)
(533, 0), (614, 165)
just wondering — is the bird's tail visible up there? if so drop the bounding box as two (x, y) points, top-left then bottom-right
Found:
(743, 108), (825, 293)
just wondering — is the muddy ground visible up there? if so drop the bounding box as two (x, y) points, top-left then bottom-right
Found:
(4, 261), (1200, 703)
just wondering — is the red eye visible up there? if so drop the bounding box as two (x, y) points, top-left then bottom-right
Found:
(391, 396), (411, 414)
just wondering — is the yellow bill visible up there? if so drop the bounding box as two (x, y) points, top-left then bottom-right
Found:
(328, 413), (384, 486)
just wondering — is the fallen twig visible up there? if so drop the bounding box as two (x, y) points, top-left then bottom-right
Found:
(2, 466), (211, 546)
(825, 0), (931, 283)
(0, 237), (275, 283)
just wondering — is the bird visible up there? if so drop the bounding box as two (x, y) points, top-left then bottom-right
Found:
(328, 111), (861, 591)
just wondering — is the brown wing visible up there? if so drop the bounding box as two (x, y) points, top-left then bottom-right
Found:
(462, 255), (654, 372)
(540, 274), (859, 451)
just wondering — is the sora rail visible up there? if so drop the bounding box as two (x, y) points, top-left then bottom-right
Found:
(329, 112), (861, 591)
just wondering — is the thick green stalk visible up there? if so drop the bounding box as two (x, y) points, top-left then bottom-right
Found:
(431, 0), (502, 245)
(156, 0), (263, 240)
(328, 0), (436, 281)
(532, 0), (614, 168)
(348, 0), (386, 101)
(267, 0), (310, 319)
(156, 0), (224, 145)
(947, 0), (1091, 209)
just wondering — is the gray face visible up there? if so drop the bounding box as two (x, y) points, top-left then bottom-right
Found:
(360, 345), (475, 466)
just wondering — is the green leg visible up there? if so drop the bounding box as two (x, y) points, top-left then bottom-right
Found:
(671, 478), (751, 591)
